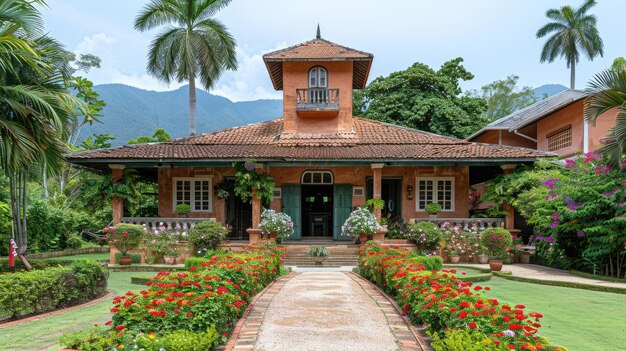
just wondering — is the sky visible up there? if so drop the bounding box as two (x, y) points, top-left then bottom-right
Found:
(41, 0), (625, 102)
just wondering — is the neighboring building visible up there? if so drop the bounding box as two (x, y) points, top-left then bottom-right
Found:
(467, 90), (617, 158)
(68, 31), (550, 247)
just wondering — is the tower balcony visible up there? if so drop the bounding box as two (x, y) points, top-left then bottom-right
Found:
(296, 88), (339, 116)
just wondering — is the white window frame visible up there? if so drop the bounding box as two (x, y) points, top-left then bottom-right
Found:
(415, 177), (455, 212)
(172, 176), (213, 213)
(308, 66), (328, 88)
(301, 170), (334, 185)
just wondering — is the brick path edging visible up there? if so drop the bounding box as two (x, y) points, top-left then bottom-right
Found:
(0, 290), (115, 329)
(221, 272), (300, 351)
(347, 272), (432, 351)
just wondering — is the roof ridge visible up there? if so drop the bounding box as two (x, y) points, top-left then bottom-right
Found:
(263, 37), (373, 59)
(354, 117), (467, 144)
(166, 118), (284, 144)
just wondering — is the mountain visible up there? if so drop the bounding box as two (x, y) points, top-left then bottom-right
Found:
(79, 84), (283, 145)
(532, 84), (568, 100)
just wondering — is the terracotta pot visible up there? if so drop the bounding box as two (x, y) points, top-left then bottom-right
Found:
(478, 255), (489, 264)
(372, 231), (385, 242)
(428, 214), (438, 219)
(358, 233), (369, 244)
(163, 256), (176, 265)
(312, 257), (326, 266)
(489, 259), (503, 271)
(247, 229), (262, 244)
(118, 256), (132, 266)
(269, 232), (278, 240)
(519, 252), (530, 264)
(449, 255), (460, 264)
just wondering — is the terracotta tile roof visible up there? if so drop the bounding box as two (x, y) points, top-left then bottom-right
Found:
(68, 118), (553, 166)
(263, 37), (373, 90)
(263, 38), (373, 61)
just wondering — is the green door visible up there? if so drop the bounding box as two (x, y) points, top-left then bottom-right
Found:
(282, 184), (301, 240)
(333, 184), (353, 240)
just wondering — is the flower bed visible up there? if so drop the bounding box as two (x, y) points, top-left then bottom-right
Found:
(357, 243), (566, 351)
(0, 259), (108, 321)
(60, 245), (285, 351)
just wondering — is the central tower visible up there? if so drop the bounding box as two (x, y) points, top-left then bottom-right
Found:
(263, 29), (373, 134)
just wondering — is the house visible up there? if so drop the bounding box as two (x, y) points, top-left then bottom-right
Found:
(67, 31), (550, 252)
(466, 89), (617, 158)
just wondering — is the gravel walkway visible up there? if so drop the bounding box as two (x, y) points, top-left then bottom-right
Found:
(232, 271), (421, 351)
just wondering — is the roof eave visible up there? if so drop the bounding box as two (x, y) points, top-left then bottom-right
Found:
(465, 127), (508, 141)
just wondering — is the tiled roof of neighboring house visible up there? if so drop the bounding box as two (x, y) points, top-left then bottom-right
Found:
(67, 118), (553, 168)
(467, 89), (590, 140)
(263, 37), (373, 90)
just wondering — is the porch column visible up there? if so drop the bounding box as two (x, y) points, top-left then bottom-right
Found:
(109, 164), (124, 265)
(371, 163), (384, 221)
(501, 164), (517, 232)
(246, 164), (264, 244)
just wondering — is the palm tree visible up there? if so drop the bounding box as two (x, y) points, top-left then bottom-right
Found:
(584, 69), (626, 164)
(134, 0), (238, 136)
(536, 0), (604, 89)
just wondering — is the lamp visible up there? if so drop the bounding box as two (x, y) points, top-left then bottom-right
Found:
(406, 184), (414, 200)
(244, 161), (256, 171)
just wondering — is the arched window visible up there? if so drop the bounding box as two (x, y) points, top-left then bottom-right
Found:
(308, 66), (327, 88)
(301, 170), (333, 185)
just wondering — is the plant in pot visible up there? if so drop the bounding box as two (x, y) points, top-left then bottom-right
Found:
(103, 223), (144, 265)
(163, 245), (181, 265)
(259, 209), (294, 242)
(188, 220), (228, 256)
(480, 227), (513, 271)
(406, 221), (442, 255)
(175, 203), (191, 217)
(425, 203), (442, 218)
(144, 223), (176, 263)
(341, 207), (380, 244)
(307, 246), (330, 265)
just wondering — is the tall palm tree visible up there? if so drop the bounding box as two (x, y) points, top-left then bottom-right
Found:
(584, 69), (626, 164)
(134, 0), (238, 135)
(536, 0), (604, 89)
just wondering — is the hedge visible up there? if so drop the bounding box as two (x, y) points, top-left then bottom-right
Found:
(0, 259), (108, 320)
(0, 258), (77, 273)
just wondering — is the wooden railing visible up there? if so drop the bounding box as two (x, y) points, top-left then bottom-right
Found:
(296, 88), (339, 110)
(121, 217), (216, 233)
(414, 218), (505, 231)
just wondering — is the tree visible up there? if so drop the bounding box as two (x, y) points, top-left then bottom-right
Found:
(353, 58), (488, 138)
(536, 0), (604, 89)
(134, 0), (238, 136)
(475, 75), (537, 121)
(584, 69), (626, 164)
(128, 128), (171, 144)
(0, 0), (81, 259)
(611, 57), (626, 72)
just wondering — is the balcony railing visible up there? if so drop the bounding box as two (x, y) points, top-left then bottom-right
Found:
(414, 218), (505, 231)
(121, 217), (216, 232)
(296, 88), (339, 112)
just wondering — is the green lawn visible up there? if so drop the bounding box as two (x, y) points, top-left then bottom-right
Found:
(479, 277), (626, 351)
(43, 252), (110, 262)
(0, 271), (158, 351)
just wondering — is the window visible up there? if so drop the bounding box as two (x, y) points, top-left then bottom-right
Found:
(416, 177), (454, 211)
(547, 126), (572, 151)
(301, 170), (333, 185)
(308, 66), (327, 88)
(173, 177), (212, 212)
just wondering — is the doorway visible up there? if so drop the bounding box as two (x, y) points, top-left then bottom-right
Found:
(301, 185), (333, 237)
(366, 177), (403, 221)
(224, 179), (251, 240)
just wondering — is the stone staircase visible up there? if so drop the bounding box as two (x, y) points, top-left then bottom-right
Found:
(283, 243), (360, 267)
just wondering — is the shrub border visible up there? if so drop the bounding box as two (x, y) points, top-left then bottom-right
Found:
(0, 290), (114, 328)
(569, 270), (626, 283)
(491, 272), (626, 295)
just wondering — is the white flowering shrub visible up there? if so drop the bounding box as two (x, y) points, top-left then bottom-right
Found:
(259, 209), (294, 240)
(341, 207), (381, 238)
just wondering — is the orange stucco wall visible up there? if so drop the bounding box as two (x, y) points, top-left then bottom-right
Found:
(282, 61), (354, 133)
(537, 100), (584, 157)
(472, 130), (536, 149)
(157, 165), (470, 224)
(588, 108), (617, 152)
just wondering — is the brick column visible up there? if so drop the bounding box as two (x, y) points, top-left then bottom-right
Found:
(371, 163), (384, 221)
(246, 164), (264, 244)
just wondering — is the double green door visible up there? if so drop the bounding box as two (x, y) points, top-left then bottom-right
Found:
(282, 184), (352, 240)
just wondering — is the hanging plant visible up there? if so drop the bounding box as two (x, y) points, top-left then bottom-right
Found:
(232, 162), (274, 204)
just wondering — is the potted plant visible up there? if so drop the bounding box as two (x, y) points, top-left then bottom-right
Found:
(188, 220), (228, 256)
(406, 221), (442, 255)
(425, 203), (442, 218)
(163, 246), (181, 265)
(103, 223), (144, 265)
(480, 227), (513, 271)
(477, 244), (490, 264)
(259, 209), (294, 242)
(144, 223), (176, 263)
(341, 207), (380, 243)
(175, 203), (191, 217)
(307, 246), (329, 265)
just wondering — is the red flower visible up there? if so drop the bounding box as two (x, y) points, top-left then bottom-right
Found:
(509, 323), (523, 330)
(469, 322), (477, 329)
(115, 325), (126, 331)
(105, 320), (112, 326)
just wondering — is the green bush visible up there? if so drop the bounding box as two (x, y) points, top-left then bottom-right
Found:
(105, 223), (144, 256)
(480, 228), (512, 258)
(431, 329), (505, 351)
(0, 259), (108, 319)
(0, 258), (77, 273)
(0, 202), (11, 256)
(175, 203), (191, 215)
(425, 202), (442, 214)
(406, 221), (442, 252)
(188, 221), (228, 255)
(411, 254), (443, 271)
(66, 235), (84, 250)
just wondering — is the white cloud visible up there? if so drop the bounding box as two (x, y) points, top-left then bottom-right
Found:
(211, 42), (288, 101)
